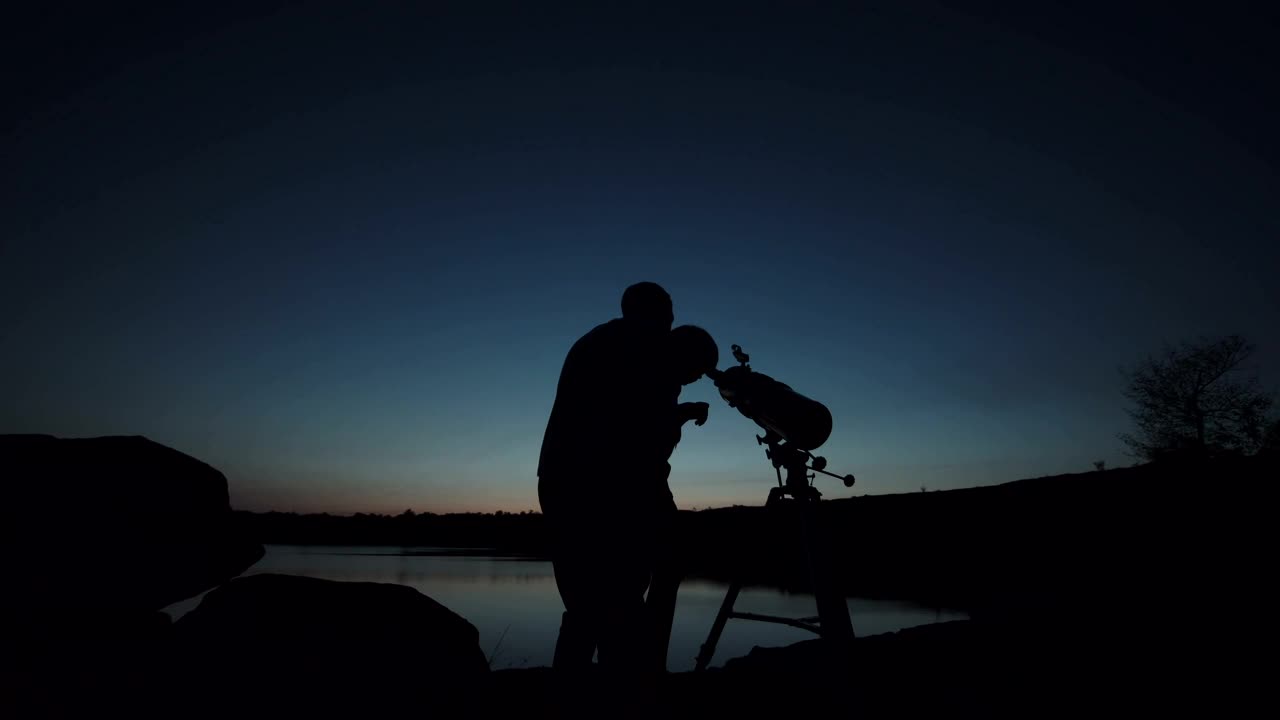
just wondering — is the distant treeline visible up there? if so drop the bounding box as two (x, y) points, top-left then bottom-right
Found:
(234, 454), (1268, 619)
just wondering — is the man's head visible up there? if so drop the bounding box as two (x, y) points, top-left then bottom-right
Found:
(621, 282), (674, 332)
(669, 325), (719, 385)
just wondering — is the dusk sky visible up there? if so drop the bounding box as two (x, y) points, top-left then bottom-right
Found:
(4, 3), (1277, 513)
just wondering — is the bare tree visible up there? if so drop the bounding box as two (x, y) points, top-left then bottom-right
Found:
(1120, 335), (1274, 461)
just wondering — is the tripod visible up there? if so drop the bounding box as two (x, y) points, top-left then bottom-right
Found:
(693, 435), (856, 671)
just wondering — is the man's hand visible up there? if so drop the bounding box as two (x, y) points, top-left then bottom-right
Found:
(680, 402), (710, 427)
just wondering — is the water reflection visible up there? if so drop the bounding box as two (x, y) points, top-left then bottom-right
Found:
(166, 545), (966, 670)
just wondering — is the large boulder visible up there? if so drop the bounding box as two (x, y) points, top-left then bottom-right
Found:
(1, 434), (263, 612)
(172, 574), (489, 714)
(4, 608), (176, 719)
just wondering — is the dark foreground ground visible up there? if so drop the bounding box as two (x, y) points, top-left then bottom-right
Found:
(487, 615), (1208, 719)
(8, 609), (1211, 719)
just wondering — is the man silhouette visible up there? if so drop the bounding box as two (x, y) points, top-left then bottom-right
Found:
(538, 282), (688, 672)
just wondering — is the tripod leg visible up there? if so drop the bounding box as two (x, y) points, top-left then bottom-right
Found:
(797, 498), (855, 643)
(694, 581), (741, 671)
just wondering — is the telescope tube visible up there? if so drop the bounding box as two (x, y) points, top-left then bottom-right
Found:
(710, 365), (833, 450)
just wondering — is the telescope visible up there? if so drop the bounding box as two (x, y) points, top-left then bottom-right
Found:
(693, 343), (858, 671)
(706, 344), (855, 487)
(707, 344), (832, 450)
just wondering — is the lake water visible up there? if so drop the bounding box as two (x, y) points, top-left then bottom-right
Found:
(165, 545), (966, 671)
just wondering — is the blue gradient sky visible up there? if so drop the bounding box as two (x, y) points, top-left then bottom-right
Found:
(4, 3), (1277, 512)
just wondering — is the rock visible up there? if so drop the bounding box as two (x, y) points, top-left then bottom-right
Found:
(4, 609), (176, 718)
(172, 574), (489, 713)
(1, 434), (263, 612)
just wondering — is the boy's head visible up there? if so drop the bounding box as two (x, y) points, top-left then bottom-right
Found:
(669, 325), (719, 385)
